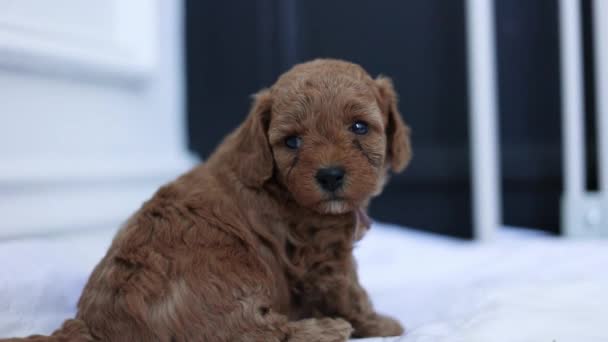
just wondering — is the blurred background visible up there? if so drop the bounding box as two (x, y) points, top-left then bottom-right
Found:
(0, 0), (605, 240)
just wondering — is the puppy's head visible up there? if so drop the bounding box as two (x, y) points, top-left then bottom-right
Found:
(235, 59), (411, 215)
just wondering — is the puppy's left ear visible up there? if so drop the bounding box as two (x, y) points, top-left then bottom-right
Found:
(234, 89), (274, 188)
(375, 76), (412, 172)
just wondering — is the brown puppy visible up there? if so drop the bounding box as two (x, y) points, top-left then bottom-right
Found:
(6, 59), (411, 342)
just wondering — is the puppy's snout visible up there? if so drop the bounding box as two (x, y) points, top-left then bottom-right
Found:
(315, 167), (345, 192)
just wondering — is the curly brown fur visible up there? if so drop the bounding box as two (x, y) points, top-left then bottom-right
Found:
(2, 59), (411, 342)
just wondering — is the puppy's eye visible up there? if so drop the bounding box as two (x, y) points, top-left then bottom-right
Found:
(284, 136), (302, 149)
(350, 121), (369, 135)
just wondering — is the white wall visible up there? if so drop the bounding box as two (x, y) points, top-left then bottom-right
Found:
(0, 0), (197, 239)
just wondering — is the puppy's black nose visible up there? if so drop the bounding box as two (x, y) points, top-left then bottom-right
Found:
(315, 167), (345, 192)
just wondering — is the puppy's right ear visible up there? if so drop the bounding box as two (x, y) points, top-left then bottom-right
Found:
(233, 89), (274, 188)
(375, 76), (412, 173)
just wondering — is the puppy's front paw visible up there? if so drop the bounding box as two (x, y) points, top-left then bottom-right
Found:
(288, 317), (353, 342)
(317, 317), (354, 340)
(353, 314), (405, 338)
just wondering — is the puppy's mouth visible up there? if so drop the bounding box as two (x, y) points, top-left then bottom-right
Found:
(317, 198), (351, 214)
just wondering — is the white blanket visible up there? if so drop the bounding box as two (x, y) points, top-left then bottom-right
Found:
(1, 223), (607, 341)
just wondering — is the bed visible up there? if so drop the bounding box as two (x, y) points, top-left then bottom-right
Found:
(1, 223), (607, 341)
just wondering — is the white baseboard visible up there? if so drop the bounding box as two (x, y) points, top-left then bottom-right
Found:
(0, 155), (197, 184)
(0, 154), (198, 240)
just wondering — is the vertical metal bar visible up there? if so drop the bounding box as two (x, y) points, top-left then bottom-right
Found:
(593, 0), (608, 236)
(559, 0), (586, 197)
(594, 0), (608, 193)
(465, 0), (501, 240)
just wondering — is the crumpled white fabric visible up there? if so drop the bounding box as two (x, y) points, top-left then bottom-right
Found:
(354, 224), (608, 342)
(1, 223), (607, 342)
